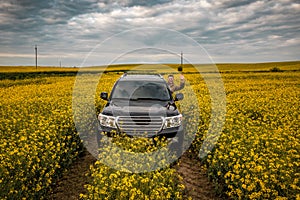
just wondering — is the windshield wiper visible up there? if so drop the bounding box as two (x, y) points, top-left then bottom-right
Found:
(129, 97), (169, 101)
(111, 98), (130, 100)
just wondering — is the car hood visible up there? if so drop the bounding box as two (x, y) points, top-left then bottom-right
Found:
(102, 100), (179, 116)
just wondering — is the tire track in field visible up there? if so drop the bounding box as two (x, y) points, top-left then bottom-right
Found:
(48, 150), (223, 199)
(175, 152), (223, 200)
(47, 150), (97, 200)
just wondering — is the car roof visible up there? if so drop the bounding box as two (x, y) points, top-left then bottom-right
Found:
(118, 74), (165, 82)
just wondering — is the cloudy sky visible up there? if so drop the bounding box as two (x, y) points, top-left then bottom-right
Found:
(0, 0), (299, 66)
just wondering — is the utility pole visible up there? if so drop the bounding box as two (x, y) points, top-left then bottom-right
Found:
(178, 51), (183, 72)
(181, 52), (183, 67)
(35, 45), (38, 70)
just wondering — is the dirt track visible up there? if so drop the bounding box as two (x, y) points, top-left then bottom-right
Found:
(47, 150), (97, 200)
(47, 150), (223, 200)
(175, 152), (223, 200)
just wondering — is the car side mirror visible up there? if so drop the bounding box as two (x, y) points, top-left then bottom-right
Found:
(175, 93), (184, 101)
(100, 92), (108, 100)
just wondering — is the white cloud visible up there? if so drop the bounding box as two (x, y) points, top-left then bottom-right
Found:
(284, 38), (300, 46)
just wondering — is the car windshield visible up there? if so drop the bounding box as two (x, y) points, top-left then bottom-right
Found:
(111, 81), (171, 101)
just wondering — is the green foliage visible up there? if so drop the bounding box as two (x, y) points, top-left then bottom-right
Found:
(270, 67), (282, 72)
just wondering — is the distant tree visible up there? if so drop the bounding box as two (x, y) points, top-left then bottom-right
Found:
(178, 66), (183, 72)
(270, 67), (282, 72)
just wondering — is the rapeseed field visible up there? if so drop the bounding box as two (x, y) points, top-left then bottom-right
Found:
(0, 64), (299, 199)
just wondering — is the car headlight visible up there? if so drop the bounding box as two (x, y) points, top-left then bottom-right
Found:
(163, 114), (182, 129)
(98, 114), (116, 128)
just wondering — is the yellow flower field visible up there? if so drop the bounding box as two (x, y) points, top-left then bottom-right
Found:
(0, 76), (83, 199)
(0, 65), (299, 199)
(192, 72), (300, 199)
(81, 137), (185, 199)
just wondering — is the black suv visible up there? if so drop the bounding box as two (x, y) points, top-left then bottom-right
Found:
(97, 74), (184, 142)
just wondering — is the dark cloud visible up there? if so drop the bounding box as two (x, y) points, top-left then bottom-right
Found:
(125, 0), (173, 7)
(0, 0), (299, 66)
(217, 0), (255, 9)
(101, 0), (173, 8)
(0, 0), (98, 31)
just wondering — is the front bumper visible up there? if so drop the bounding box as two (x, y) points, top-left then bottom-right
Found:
(98, 124), (183, 138)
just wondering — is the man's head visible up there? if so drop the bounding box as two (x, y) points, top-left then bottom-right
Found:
(168, 74), (174, 84)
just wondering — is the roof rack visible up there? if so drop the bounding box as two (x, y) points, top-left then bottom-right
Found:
(120, 72), (162, 77)
(120, 72), (164, 79)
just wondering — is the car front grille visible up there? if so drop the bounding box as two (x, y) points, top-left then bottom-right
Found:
(116, 116), (163, 136)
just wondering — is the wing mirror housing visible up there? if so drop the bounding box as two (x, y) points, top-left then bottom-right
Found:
(100, 92), (108, 100)
(175, 93), (184, 101)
